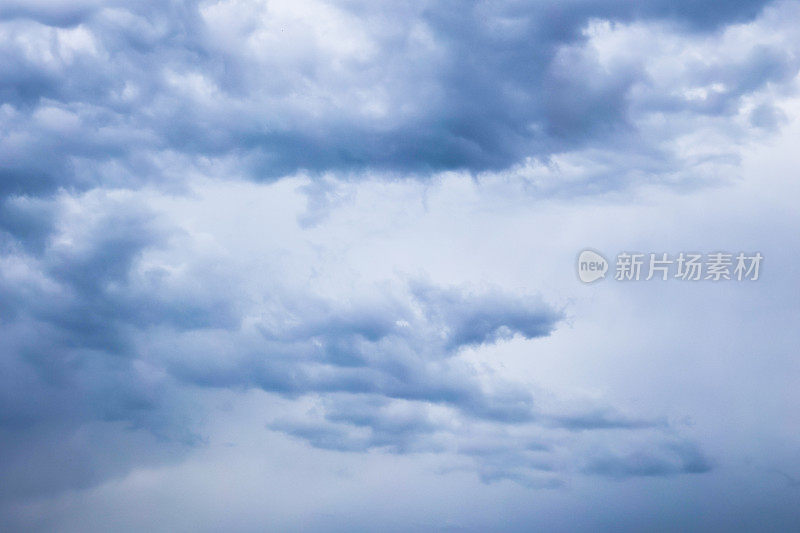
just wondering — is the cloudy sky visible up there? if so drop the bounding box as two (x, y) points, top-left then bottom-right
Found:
(0, 0), (799, 531)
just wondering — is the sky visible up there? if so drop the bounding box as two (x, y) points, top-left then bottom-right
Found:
(0, 0), (799, 531)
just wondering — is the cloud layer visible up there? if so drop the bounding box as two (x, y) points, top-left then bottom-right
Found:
(0, 186), (712, 498)
(1, 0), (798, 203)
(1, 0), (799, 527)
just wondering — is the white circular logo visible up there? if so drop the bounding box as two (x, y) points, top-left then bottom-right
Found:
(577, 250), (608, 283)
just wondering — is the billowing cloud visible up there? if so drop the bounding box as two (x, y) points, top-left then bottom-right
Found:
(0, 187), (712, 500)
(0, 0), (798, 528)
(0, 0), (797, 206)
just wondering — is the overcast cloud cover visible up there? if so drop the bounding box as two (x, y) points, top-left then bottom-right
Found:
(0, 0), (799, 531)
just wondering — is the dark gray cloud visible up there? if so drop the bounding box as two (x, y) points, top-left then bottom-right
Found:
(0, 0), (796, 208)
(0, 193), (233, 499)
(268, 391), (706, 488)
(162, 277), (562, 423)
(0, 1), (103, 27)
(0, 189), (710, 499)
(3, 0), (792, 511)
(583, 442), (712, 478)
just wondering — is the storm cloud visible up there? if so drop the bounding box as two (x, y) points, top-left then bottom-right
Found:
(0, 187), (711, 500)
(0, 0), (797, 203)
(0, 0), (799, 530)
